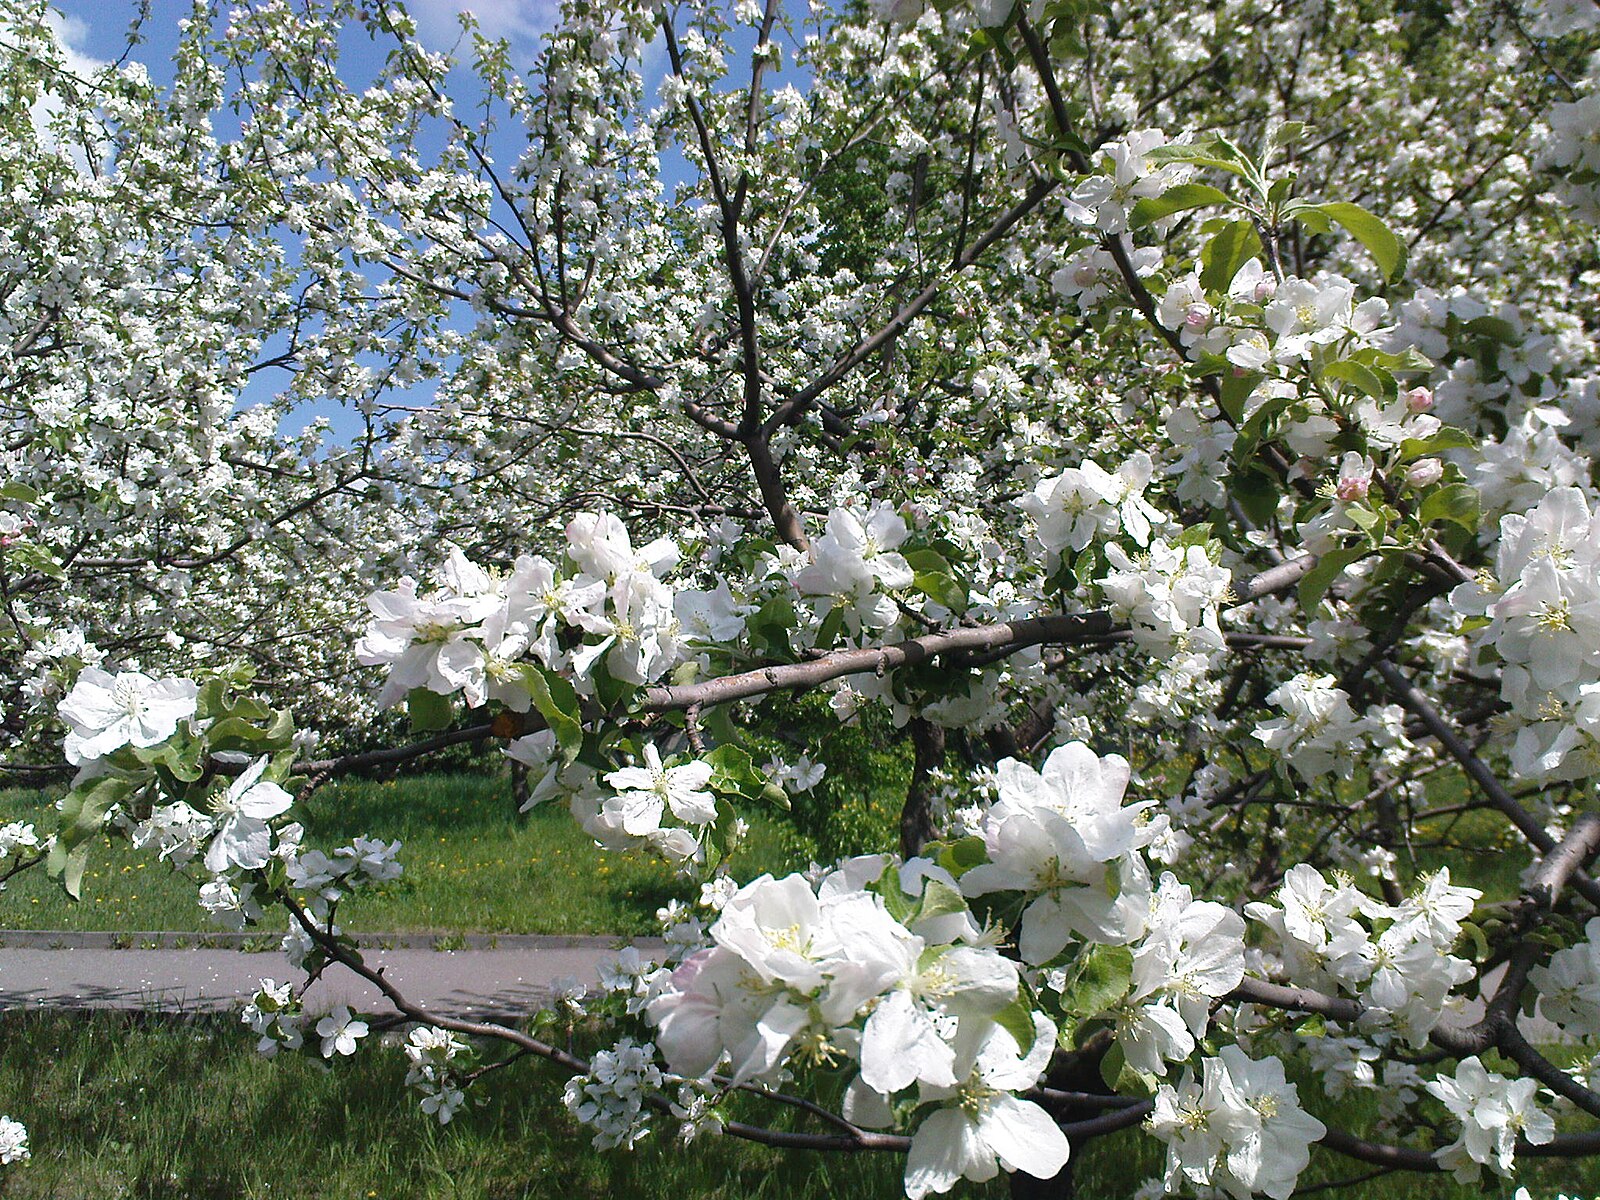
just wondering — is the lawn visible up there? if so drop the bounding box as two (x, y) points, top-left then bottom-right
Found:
(0, 1010), (1594, 1200)
(0, 774), (800, 937)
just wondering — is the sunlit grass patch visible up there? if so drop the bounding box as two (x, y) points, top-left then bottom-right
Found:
(0, 774), (794, 936)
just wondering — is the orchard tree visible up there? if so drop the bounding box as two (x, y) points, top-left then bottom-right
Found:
(6, 0), (1600, 1195)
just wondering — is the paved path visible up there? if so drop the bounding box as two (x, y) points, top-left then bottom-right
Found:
(0, 934), (1570, 1043)
(0, 933), (661, 1020)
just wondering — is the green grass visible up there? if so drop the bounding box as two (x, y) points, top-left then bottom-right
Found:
(0, 1010), (930, 1200)
(0, 1011), (1595, 1200)
(0, 775), (796, 936)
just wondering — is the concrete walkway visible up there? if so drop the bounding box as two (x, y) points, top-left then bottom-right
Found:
(0, 934), (1570, 1043)
(0, 933), (662, 1020)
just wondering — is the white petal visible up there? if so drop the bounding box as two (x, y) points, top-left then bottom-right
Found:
(861, 989), (956, 1094)
(980, 1095), (1071, 1181)
(905, 1109), (985, 1200)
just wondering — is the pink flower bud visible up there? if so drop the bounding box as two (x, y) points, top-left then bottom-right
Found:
(1335, 452), (1373, 502)
(1183, 304), (1211, 330)
(1253, 277), (1277, 302)
(1406, 459), (1444, 489)
(1405, 386), (1433, 413)
(1335, 476), (1370, 502)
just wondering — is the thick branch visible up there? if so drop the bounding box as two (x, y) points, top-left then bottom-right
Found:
(1375, 659), (1600, 908)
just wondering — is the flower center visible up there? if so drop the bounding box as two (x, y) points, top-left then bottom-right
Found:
(112, 677), (147, 719)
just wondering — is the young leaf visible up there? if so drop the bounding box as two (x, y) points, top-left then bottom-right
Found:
(1297, 545), (1367, 610)
(406, 687), (454, 734)
(1057, 943), (1134, 1020)
(1418, 483), (1480, 531)
(1319, 358), (1391, 401)
(1291, 201), (1406, 280)
(1199, 219), (1263, 294)
(1129, 183), (1234, 229)
(524, 665), (584, 763)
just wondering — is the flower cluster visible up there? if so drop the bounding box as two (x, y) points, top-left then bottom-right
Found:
(588, 743), (717, 864)
(1016, 452), (1163, 558)
(316, 1006), (369, 1058)
(1529, 916), (1600, 1037)
(1148, 1046), (1326, 1200)
(792, 503), (914, 634)
(646, 859), (1067, 1197)
(1252, 673), (1371, 780)
(1067, 130), (1193, 234)
(1247, 865), (1481, 1045)
(355, 513), (746, 708)
(562, 1037), (663, 1151)
(403, 1026), (473, 1124)
(0, 1117), (26, 1166)
(242, 978), (304, 1058)
(1426, 1056), (1554, 1180)
(1454, 487), (1600, 780)
(0, 822), (40, 864)
(1098, 537), (1232, 657)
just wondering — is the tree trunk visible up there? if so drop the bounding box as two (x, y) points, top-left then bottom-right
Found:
(510, 759), (529, 815)
(900, 718), (945, 858)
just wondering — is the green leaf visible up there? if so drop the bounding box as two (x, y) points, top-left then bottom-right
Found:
(1291, 201), (1405, 280)
(1199, 219), (1263, 294)
(0, 481), (39, 503)
(904, 547), (967, 610)
(1320, 358), (1392, 401)
(1142, 135), (1258, 184)
(918, 878), (970, 923)
(936, 835), (988, 879)
(406, 687), (454, 733)
(47, 775), (134, 899)
(1297, 546), (1368, 611)
(12, 545), (64, 579)
(1129, 183), (1234, 229)
(1098, 1039), (1126, 1092)
(1216, 368), (1261, 426)
(1267, 121), (1307, 150)
(524, 665), (583, 763)
(57, 841), (91, 900)
(1357, 346), (1433, 374)
(1399, 426), (1474, 461)
(1463, 315), (1519, 344)
(1418, 483), (1480, 531)
(872, 865), (917, 924)
(1294, 1014), (1327, 1038)
(1230, 467), (1280, 526)
(704, 743), (774, 805)
(746, 595), (796, 659)
(993, 995), (1037, 1056)
(1098, 1039), (1159, 1099)
(915, 570), (965, 610)
(815, 603), (848, 650)
(132, 737), (205, 783)
(1345, 503), (1388, 547)
(205, 709), (296, 754)
(1057, 944), (1134, 1020)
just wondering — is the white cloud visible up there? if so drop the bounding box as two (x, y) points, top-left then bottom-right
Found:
(408, 0), (564, 52)
(4, 7), (107, 157)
